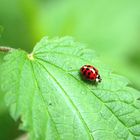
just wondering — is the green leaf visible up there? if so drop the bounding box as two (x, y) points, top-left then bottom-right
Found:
(0, 52), (22, 140)
(0, 52), (7, 112)
(0, 37), (140, 140)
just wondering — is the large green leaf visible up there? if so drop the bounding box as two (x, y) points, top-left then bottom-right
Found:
(0, 52), (23, 140)
(0, 37), (140, 140)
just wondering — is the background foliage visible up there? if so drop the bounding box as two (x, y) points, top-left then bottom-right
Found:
(0, 0), (140, 139)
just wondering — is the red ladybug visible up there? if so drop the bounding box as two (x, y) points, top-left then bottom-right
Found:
(80, 65), (101, 82)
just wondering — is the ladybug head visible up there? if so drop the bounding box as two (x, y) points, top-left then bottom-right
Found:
(96, 74), (102, 83)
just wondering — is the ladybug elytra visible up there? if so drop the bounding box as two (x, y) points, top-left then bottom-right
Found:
(80, 65), (101, 82)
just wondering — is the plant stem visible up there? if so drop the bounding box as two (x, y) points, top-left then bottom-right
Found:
(0, 46), (13, 52)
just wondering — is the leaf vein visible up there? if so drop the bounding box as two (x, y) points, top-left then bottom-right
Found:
(30, 61), (61, 140)
(35, 59), (94, 140)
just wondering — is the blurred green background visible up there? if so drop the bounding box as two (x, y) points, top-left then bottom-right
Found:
(0, 0), (140, 139)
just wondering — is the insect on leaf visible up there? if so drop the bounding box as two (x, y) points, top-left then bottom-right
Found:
(0, 37), (140, 140)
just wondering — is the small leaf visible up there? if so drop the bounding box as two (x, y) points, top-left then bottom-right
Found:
(0, 37), (140, 140)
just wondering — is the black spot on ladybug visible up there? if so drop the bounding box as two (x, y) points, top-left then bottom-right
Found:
(83, 71), (86, 75)
(88, 72), (91, 76)
(86, 68), (89, 70)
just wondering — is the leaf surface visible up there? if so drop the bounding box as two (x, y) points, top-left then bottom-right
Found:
(1, 37), (140, 140)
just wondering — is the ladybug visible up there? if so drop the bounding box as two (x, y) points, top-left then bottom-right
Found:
(80, 65), (102, 82)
